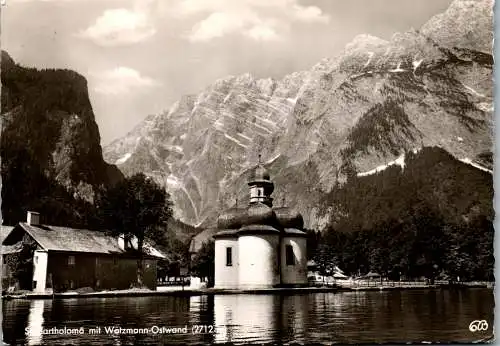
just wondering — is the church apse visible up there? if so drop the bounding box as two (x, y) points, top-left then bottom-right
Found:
(213, 156), (308, 289)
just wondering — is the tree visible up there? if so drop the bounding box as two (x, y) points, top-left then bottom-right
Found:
(313, 243), (337, 284)
(98, 173), (173, 287)
(190, 240), (215, 287)
(5, 237), (38, 290)
(306, 229), (320, 259)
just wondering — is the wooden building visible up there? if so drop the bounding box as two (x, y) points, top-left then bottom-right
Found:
(2, 212), (165, 293)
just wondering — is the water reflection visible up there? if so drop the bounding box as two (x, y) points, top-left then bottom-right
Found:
(213, 295), (276, 343)
(280, 294), (308, 343)
(26, 300), (49, 345)
(2, 289), (494, 345)
(213, 294), (310, 344)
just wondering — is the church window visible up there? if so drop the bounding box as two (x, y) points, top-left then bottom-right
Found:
(286, 245), (294, 265)
(226, 247), (233, 266)
(68, 255), (75, 266)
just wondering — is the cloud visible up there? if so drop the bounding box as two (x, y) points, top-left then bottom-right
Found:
(171, 0), (330, 42)
(291, 4), (329, 23)
(75, 0), (328, 45)
(73, 0), (328, 45)
(245, 24), (281, 41)
(189, 12), (246, 42)
(90, 67), (160, 95)
(78, 8), (156, 46)
(187, 7), (282, 42)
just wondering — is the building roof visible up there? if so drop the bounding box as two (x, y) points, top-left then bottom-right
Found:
(3, 223), (165, 259)
(217, 207), (247, 229)
(249, 161), (271, 182)
(215, 203), (305, 236)
(283, 228), (307, 237)
(1, 225), (14, 243)
(274, 207), (304, 229)
(238, 224), (280, 235)
(212, 230), (238, 239)
(195, 157), (308, 249)
(1, 225), (20, 254)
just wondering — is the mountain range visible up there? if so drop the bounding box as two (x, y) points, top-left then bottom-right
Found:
(103, 0), (493, 230)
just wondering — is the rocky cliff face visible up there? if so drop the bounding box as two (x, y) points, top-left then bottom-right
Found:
(103, 0), (493, 229)
(1, 51), (123, 225)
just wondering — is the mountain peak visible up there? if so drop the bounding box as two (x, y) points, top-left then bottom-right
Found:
(1, 50), (15, 67)
(420, 0), (493, 53)
(104, 0), (492, 229)
(344, 34), (389, 54)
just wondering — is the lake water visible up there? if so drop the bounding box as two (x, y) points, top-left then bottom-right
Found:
(2, 288), (494, 345)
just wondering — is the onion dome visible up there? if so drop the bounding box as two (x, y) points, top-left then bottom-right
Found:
(273, 207), (304, 229)
(248, 163), (274, 196)
(250, 164), (271, 182)
(238, 224), (280, 236)
(243, 202), (275, 226)
(283, 228), (308, 238)
(217, 207), (247, 229)
(213, 229), (239, 239)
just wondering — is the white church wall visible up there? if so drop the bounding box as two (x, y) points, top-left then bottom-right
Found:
(238, 234), (280, 288)
(281, 237), (308, 285)
(214, 238), (239, 289)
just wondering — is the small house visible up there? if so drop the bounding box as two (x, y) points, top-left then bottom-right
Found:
(2, 212), (165, 293)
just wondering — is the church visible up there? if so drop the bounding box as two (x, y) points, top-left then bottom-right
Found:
(213, 157), (308, 289)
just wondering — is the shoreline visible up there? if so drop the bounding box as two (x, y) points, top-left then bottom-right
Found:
(2, 283), (493, 300)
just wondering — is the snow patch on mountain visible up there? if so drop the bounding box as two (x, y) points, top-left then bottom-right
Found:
(357, 154), (406, 177)
(224, 133), (249, 149)
(463, 84), (487, 98)
(476, 102), (493, 112)
(236, 132), (252, 141)
(115, 153), (132, 165)
(413, 59), (424, 71)
(459, 158), (493, 174)
(388, 62), (405, 73)
(166, 174), (181, 187)
(364, 52), (375, 67)
(265, 153), (281, 165)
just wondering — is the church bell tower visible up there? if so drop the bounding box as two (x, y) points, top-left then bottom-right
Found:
(248, 155), (274, 206)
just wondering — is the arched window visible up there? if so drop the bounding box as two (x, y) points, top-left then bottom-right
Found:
(286, 245), (294, 266)
(226, 247), (233, 266)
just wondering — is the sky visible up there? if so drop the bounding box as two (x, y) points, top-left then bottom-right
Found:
(2, 0), (453, 145)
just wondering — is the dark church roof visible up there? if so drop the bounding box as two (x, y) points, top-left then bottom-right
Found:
(283, 228), (308, 237)
(217, 207), (247, 229)
(212, 159), (307, 239)
(238, 224), (280, 235)
(249, 163), (271, 183)
(212, 229), (239, 239)
(273, 207), (304, 229)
